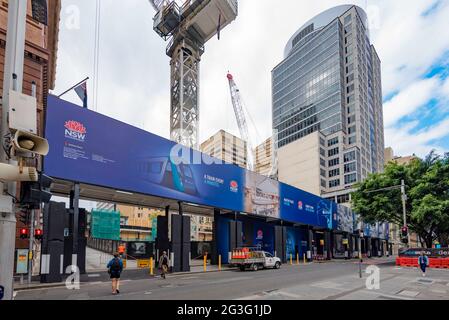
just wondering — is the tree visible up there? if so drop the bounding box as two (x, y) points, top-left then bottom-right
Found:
(351, 151), (449, 248)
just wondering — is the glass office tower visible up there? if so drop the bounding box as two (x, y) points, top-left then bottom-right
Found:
(273, 5), (384, 204)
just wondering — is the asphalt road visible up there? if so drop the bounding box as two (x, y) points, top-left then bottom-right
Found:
(15, 259), (405, 300)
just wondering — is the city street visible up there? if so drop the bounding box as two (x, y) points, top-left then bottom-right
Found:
(14, 259), (449, 300)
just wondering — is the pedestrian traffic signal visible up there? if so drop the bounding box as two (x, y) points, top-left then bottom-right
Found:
(34, 229), (43, 240)
(18, 210), (30, 225)
(401, 226), (408, 238)
(19, 228), (29, 239)
(20, 172), (53, 209)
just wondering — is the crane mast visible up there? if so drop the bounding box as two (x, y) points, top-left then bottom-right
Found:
(149, 0), (238, 149)
(227, 73), (254, 170)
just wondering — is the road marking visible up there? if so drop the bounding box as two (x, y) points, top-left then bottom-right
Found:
(87, 274), (101, 278)
(208, 276), (254, 285)
(179, 276), (199, 280)
(144, 291), (152, 295)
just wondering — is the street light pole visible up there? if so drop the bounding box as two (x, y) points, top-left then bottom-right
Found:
(401, 180), (410, 247)
(0, 0), (27, 301)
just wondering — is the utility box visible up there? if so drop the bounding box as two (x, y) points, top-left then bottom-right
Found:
(8, 90), (37, 134)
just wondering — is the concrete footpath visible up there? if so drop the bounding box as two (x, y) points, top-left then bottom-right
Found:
(13, 262), (234, 291)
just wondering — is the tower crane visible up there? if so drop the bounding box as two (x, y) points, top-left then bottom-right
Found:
(149, 0), (238, 149)
(226, 72), (254, 170)
(227, 72), (278, 177)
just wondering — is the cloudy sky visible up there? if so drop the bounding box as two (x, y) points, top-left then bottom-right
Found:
(52, 0), (449, 158)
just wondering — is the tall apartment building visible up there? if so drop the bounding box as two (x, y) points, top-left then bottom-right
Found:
(200, 129), (247, 168)
(254, 137), (274, 177)
(273, 5), (384, 204)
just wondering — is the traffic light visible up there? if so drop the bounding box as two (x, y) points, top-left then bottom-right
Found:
(34, 229), (43, 240)
(401, 226), (409, 244)
(20, 172), (53, 209)
(18, 210), (30, 225)
(19, 228), (29, 239)
(401, 226), (408, 237)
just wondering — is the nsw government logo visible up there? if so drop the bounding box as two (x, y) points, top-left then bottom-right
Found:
(297, 201), (303, 210)
(64, 120), (87, 142)
(230, 180), (239, 193)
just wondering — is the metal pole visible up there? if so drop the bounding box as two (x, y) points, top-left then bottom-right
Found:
(358, 232), (363, 278)
(27, 82), (37, 285)
(70, 183), (80, 271)
(0, 0), (27, 301)
(57, 77), (89, 98)
(401, 180), (410, 247)
(27, 209), (35, 284)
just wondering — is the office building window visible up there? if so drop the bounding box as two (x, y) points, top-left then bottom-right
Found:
(344, 173), (357, 184)
(344, 162), (357, 173)
(348, 136), (356, 145)
(329, 158), (340, 167)
(320, 158), (326, 167)
(344, 151), (356, 162)
(337, 194), (350, 204)
(347, 95), (354, 104)
(344, 14), (352, 24)
(321, 179), (327, 188)
(329, 168), (340, 177)
(320, 137), (325, 146)
(348, 126), (356, 134)
(328, 147), (339, 157)
(328, 137), (339, 147)
(320, 148), (325, 156)
(329, 179), (340, 188)
(348, 115), (356, 124)
(347, 73), (354, 83)
(320, 169), (326, 178)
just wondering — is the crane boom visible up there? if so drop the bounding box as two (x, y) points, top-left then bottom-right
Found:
(227, 73), (254, 170)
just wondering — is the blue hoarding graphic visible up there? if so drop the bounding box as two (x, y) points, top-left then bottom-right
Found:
(44, 95), (386, 237)
(279, 183), (333, 229)
(45, 95), (244, 212)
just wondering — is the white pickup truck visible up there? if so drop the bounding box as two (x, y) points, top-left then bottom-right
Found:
(231, 250), (282, 271)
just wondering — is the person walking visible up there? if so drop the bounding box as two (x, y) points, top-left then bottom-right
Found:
(159, 251), (169, 279)
(418, 251), (429, 277)
(118, 243), (126, 259)
(107, 253), (123, 294)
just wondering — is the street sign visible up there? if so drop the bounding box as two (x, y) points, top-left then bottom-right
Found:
(137, 259), (151, 268)
(16, 249), (29, 274)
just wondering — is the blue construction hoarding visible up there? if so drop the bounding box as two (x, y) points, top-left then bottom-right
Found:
(44, 95), (387, 236)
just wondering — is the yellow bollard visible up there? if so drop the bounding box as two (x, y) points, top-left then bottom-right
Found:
(303, 253), (306, 264)
(219, 255), (222, 271)
(296, 253), (299, 265)
(290, 254), (293, 265)
(150, 257), (154, 275)
(203, 255), (207, 272)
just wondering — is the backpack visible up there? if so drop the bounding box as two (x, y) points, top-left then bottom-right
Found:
(110, 258), (121, 272)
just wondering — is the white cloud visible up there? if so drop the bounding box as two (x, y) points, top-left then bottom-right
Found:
(383, 77), (439, 127)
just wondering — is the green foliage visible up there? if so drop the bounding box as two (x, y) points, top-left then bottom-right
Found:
(351, 151), (449, 247)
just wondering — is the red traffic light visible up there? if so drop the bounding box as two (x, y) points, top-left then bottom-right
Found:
(19, 228), (29, 239)
(35, 229), (43, 240)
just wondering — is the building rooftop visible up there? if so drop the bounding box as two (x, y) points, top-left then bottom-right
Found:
(284, 4), (368, 58)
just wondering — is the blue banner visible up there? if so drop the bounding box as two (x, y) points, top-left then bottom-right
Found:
(44, 95), (343, 231)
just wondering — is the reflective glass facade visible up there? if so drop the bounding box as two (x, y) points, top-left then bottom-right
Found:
(274, 5), (384, 204)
